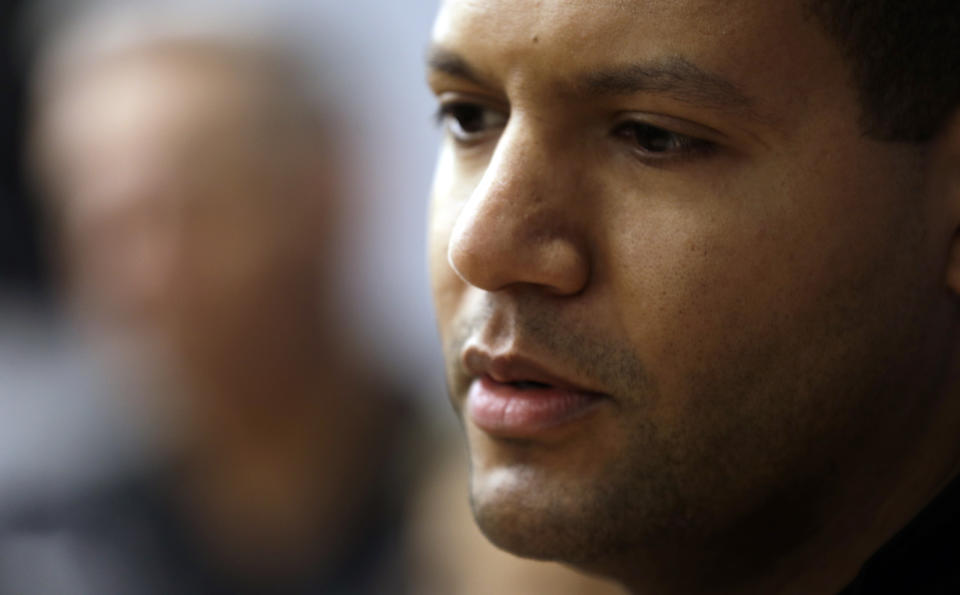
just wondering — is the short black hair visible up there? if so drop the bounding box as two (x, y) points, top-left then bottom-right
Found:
(806, 0), (960, 143)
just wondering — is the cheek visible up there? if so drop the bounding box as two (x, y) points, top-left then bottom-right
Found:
(428, 147), (478, 340)
(601, 171), (910, 414)
(604, 210), (775, 408)
(604, 143), (923, 424)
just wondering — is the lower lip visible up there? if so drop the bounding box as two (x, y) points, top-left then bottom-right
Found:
(467, 375), (606, 438)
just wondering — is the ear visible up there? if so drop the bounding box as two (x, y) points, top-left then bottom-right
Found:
(930, 110), (960, 296)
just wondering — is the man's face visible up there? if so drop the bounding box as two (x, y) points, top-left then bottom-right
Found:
(428, 0), (953, 574)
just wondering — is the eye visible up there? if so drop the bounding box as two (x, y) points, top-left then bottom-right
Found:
(613, 121), (715, 159)
(436, 102), (508, 144)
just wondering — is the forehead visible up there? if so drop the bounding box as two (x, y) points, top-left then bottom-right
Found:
(431, 0), (844, 128)
(434, 0), (807, 65)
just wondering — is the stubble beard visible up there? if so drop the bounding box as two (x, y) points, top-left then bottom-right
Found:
(449, 299), (700, 567)
(450, 226), (949, 582)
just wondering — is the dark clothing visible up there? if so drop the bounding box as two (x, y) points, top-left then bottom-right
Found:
(840, 475), (960, 594)
(0, 460), (411, 595)
(0, 344), (417, 595)
(0, 317), (419, 594)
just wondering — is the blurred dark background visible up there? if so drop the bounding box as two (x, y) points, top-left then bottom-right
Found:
(0, 0), (49, 301)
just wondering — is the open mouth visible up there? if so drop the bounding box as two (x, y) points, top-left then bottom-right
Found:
(509, 380), (551, 390)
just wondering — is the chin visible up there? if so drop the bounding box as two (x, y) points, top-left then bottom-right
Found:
(462, 410), (705, 571)
(466, 451), (637, 566)
(470, 469), (586, 561)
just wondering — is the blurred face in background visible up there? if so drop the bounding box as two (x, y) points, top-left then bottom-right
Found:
(34, 45), (334, 367)
(428, 0), (956, 584)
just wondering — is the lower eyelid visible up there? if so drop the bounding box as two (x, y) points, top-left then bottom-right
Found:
(445, 122), (502, 147)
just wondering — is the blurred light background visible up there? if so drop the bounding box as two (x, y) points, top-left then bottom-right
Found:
(3, 0), (446, 399)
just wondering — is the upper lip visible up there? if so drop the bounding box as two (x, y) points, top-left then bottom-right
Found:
(462, 346), (606, 395)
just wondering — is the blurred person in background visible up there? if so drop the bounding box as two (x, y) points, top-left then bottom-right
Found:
(3, 1), (628, 593)
(2, 2), (417, 593)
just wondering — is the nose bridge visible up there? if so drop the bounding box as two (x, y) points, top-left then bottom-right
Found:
(474, 119), (550, 227)
(447, 116), (589, 295)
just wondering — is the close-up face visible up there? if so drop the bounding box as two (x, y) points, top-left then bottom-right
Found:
(428, 0), (955, 577)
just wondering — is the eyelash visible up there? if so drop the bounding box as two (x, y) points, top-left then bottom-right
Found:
(611, 120), (717, 161)
(436, 101), (717, 161)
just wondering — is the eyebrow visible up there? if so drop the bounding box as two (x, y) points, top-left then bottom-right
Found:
(578, 57), (754, 111)
(426, 45), (490, 87)
(427, 45), (759, 118)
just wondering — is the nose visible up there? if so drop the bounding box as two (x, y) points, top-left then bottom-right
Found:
(447, 120), (590, 295)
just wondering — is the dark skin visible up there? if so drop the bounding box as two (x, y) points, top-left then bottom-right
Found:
(427, 0), (960, 593)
